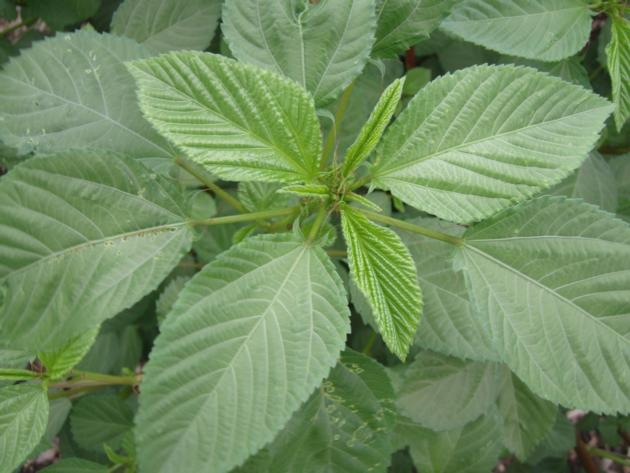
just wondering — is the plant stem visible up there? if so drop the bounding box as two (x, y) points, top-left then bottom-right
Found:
(349, 175), (372, 191)
(326, 249), (347, 258)
(575, 431), (599, 473)
(70, 370), (139, 385)
(321, 82), (355, 169)
(190, 207), (296, 227)
(174, 156), (246, 213)
(589, 447), (630, 466)
(362, 331), (377, 355)
(356, 208), (464, 246)
(48, 385), (104, 400)
(307, 206), (328, 244)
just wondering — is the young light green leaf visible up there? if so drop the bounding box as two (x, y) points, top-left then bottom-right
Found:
(442, 0), (592, 62)
(222, 0), (376, 106)
(371, 65), (612, 224)
(404, 411), (503, 473)
(397, 351), (500, 430)
(136, 234), (350, 473)
(70, 394), (135, 453)
(458, 196), (630, 414)
(237, 350), (396, 473)
(497, 369), (557, 460)
(0, 349), (31, 388)
(111, 0), (221, 52)
(0, 151), (193, 352)
(0, 368), (39, 381)
(40, 458), (108, 473)
(340, 205), (422, 360)
(399, 218), (498, 361)
(342, 78), (404, 177)
(549, 152), (618, 212)
(278, 184), (330, 198)
(39, 328), (99, 380)
(237, 182), (292, 213)
(372, 0), (456, 58)
(128, 52), (322, 183)
(347, 192), (383, 212)
(606, 16), (630, 131)
(0, 31), (174, 168)
(0, 384), (48, 473)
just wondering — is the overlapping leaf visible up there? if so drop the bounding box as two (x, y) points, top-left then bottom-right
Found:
(396, 351), (500, 430)
(0, 384), (48, 473)
(606, 16), (630, 131)
(442, 0), (592, 61)
(136, 234), (350, 473)
(111, 0), (221, 52)
(39, 328), (100, 380)
(341, 205), (422, 360)
(237, 350), (396, 473)
(128, 52), (322, 183)
(372, 0), (455, 57)
(0, 31), (173, 168)
(371, 65), (612, 224)
(0, 150), (193, 352)
(458, 196), (630, 413)
(222, 0), (376, 106)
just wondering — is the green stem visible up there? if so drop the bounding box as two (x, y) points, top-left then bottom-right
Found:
(589, 447), (630, 466)
(307, 206), (329, 244)
(47, 385), (105, 400)
(349, 175), (372, 191)
(190, 207), (296, 227)
(356, 208), (464, 246)
(326, 249), (347, 258)
(362, 331), (377, 355)
(174, 156), (246, 213)
(321, 82), (355, 169)
(69, 370), (138, 385)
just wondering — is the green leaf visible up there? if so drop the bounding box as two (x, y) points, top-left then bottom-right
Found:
(496, 369), (557, 460)
(399, 218), (498, 361)
(156, 275), (190, 325)
(222, 0), (376, 106)
(372, 0), (455, 58)
(549, 152), (618, 212)
(238, 182), (292, 213)
(610, 154), (630, 221)
(403, 412), (503, 473)
(499, 56), (590, 88)
(371, 65), (612, 224)
(606, 16), (630, 131)
(342, 78), (404, 177)
(77, 325), (142, 375)
(237, 350), (396, 473)
(457, 196), (630, 414)
(39, 328), (100, 380)
(40, 458), (108, 473)
(396, 351), (500, 430)
(136, 234), (350, 473)
(0, 349), (31, 387)
(30, 398), (72, 457)
(0, 384), (48, 473)
(111, 0), (220, 52)
(0, 150), (193, 352)
(442, 0), (592, 62)
(128, 52), (322, 183)
(340, 205), (422, 360)
(0, 31), (174, 169)
(70, 394), (134, 453)
(22, 0), (101, 29)
(527, 414), (574, 465)
(278, 183), (329, 198)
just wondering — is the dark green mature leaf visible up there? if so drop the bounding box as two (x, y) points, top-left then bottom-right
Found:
(30, 398), (72, 457)
(527, 414), (574, 465)
(129, 52), (322, 183)
(342, 78), (404, 177)
(0, 384), (48, 473)
(341, 205), (422, 360)
(372, 0), (455, 58)
(458, 196), (630, 414)
(401, 411), (503, 473)
(399, 219), (498, 361)
(0, 151), (193, 352)
(371, 65), (612, 224)
(499, 56), (590, 88)
(442, 0), (592, 61)
(22, 0), (101, 29)
(497, 369), (557, 460)
(396, 351), (500, 430)
(0, 31), (174, 169)
(610, 153), (630, 221)
(156, 276), (190, 325)
(136, 234), (350, 473)
(606, 15), (630, 131)
(40, 458), (108, 473)
(70, 394), (134, 453)
(222, 0), (376, 106)
(238, 350), (396, 473)
(111, 0), (221, 52)
(550, 152), (617, 212)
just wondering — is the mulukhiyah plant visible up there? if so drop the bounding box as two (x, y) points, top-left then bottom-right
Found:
(0, 0), (629, 472)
